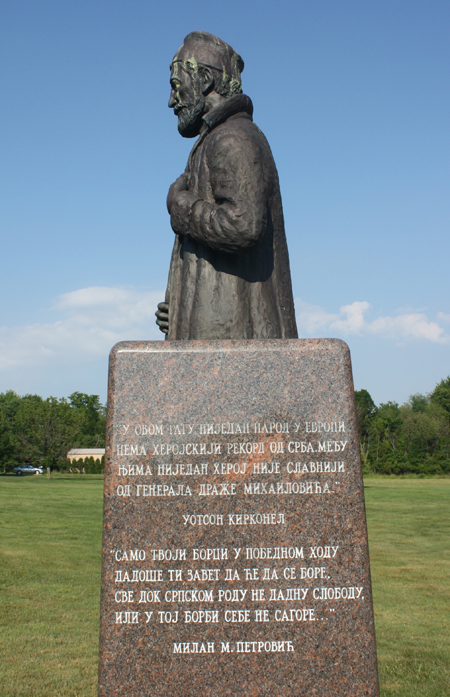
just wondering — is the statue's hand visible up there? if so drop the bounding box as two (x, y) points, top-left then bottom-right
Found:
(167, 173), (189, 213)
(155, 302), (169, 335)
(167, 172), (201, 236)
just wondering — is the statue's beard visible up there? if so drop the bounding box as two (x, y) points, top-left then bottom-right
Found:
(177, 94), (205, 138)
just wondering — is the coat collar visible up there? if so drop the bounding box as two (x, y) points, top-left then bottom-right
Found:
(202, 94), (253, 131)
(187, 95), (253, 173)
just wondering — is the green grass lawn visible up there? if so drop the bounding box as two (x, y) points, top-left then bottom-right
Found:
(0, 474), (103, 697)
(1, 474), (449, 696)
(365, 477), (450, 696)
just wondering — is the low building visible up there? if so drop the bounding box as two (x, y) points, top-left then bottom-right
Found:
(67, 448), (105, 463)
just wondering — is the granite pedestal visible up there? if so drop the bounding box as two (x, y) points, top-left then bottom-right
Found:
(98, 339), (379, 696)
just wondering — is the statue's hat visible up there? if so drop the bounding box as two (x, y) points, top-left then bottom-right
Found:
(172, 31), (244, 82)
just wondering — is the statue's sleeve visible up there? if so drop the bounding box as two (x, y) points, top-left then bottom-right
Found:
(188, 128), (268, 255)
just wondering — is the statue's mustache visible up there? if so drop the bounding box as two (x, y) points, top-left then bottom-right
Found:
(174, 100), (198, 116)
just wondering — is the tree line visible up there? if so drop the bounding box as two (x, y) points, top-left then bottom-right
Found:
(1, 377), (450, 475)
(355, 377), (450, 475)
(0, 391), (106, 472)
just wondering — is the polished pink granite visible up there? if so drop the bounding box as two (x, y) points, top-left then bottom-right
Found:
(98, 339), (379, 696)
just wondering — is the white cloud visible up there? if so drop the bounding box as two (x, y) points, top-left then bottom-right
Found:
(0, 288), (448, 381)
(295, 298), (449, 343)
(0, 286), (164, 371)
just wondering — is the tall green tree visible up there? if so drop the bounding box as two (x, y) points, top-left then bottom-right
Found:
(430, 376), (450, 417)
(356, 385), (450, 475)
(369, 402), (403, 473)
(354, 389), (376, 470)
(69, 392), (106, 448)
(14, 396), (82, 468)
(0, 391), (23, 471)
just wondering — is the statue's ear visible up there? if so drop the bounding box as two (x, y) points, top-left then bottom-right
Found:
(200, 66), (215, 95)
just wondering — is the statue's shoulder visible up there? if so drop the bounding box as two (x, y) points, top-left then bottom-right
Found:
(205, 114), (267, 155)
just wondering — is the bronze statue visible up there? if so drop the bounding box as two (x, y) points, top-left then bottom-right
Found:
(156, 31), (298, 340)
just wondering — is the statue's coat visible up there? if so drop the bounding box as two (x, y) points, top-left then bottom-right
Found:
(166, 94), (298, 340)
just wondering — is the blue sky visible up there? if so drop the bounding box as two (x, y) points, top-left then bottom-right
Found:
(1, 0), (449, 405)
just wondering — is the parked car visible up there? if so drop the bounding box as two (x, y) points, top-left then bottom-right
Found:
(14, 464), (44, 476)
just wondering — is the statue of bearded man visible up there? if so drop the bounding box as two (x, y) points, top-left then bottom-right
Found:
(156, 31), (298, 340)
